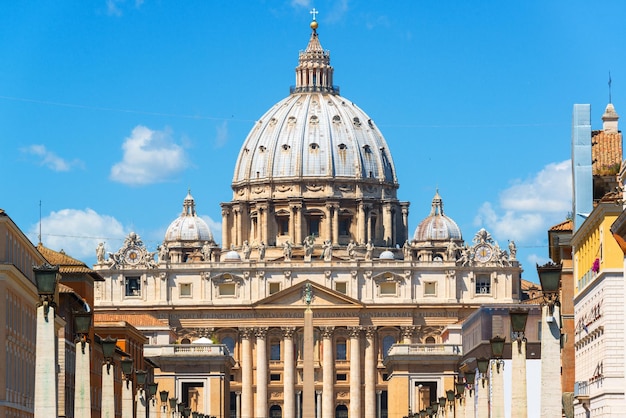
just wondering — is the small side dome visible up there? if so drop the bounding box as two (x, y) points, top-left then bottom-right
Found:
(414, 191), (462, 241)
(223, 250), (241, 261)
(379, 250), (395, 260)
(165, 191), (214, 243)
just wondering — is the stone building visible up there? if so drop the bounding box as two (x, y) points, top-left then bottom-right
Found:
(93, 19), (524, 418)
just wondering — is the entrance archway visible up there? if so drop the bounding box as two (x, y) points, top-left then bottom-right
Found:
(335, 404), (348, 418)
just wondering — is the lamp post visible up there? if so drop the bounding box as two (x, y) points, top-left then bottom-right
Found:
(73, 309), (92, 418)
(169, 397), (178, 418)
(147, 382), (159, 418)
(455, 380), (466, 417)
(33, 263), (59, 418)
(446, 389), (455, 418)
(476, 358), (489, 418)
(160, 390), (169, 418)
(537, 262), (562, 417)
(510, 309), (529, 418)
(121, 358), (134, 418)
(438, 396), (446, 417)
(136, 370), (148, 418)
(101, 336), (118, 418)
(463, 370), (476, 418)
(489, 336), (506, 418)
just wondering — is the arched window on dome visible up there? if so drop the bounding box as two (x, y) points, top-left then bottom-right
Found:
(353, 117), (361, 127)
(362, 145), (372, 154)
(425, 336), (436, 344)
(332, 115), (341, 124)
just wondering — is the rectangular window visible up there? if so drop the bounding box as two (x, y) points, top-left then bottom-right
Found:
(339, 218), (350, 236)
(270, 341), (281, 360)
(336, 340), (347, 360)
(180, 283), (192, 297)
(219, 283), (236, 297)
(277, 218), (289, 236)
(269, 282), (281, 295)
(270, 374), (281, 382)
(424, 282), (436, 296)
(475, 275), (491, 294)
(125, 277), (141, 297)
(336, 373), (347, 381)
(335, 282), (347, 294)
(380, 282), (397, 296)
(309, 218), (320, 236)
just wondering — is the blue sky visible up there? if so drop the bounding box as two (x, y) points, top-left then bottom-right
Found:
(2, 0), (625, 282)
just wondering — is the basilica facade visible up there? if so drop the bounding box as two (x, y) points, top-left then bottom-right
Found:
(93, 19), (523, 418)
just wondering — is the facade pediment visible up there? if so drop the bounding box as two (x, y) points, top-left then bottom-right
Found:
(253, 280), (363, 308)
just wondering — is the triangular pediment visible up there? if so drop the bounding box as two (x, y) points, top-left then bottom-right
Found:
(254, 280), (363, 308)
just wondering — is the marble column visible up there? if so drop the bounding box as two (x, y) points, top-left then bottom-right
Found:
(74, 341), (91, 418)
(376, 390), (382, 418)
(295, 204), (303, 244)
(302, 308), (315, 418)
(511, 339), (527, 418)
(349, 326), (362, 418)
(357, 202), (365, 243)
(464, 384), (475, 418)
(383, 203), (392, 246)
(102, 362), (115, 418)
(364, 327), (377, 418)
(241, 328), (254, 418)
(34, 304), (57, 418)
(321, 326), (335, 418)
(136, 388), (147, 418)
(221, 206), (230, 249)
(476, 375), (489, 418)
(540, 304), (562, 417)
(490, 361), (504, 418)
(256, 327), (268, 418)
(324, 204), (332, 241)
(331, 203), (339, 245)
(296, 391), (302, 418)
(316, 391), (322, 418)
(235, 391), (241, 418)
(122, 379), (134, 418)
(283, 327), (296, 418)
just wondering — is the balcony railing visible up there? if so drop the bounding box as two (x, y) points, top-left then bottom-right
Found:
(144, 343), (231, 357)
(386, 343), (462, 356)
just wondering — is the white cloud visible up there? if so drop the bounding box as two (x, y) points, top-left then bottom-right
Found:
(474, 160), (572, 241)
(291, 0), (311, 7)
(110, 125), (188, 185)
(202, 215), (223, 246)
(214, 120), (229, 148)
(21, 144), (83, 172)
(106, 0), (123, 16)
(30, 208), (126, 262)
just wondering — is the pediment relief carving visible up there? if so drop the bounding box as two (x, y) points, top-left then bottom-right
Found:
(255, 281), (363, 308)
(372, 271), (405, 283)
(210, 272), (245, 285)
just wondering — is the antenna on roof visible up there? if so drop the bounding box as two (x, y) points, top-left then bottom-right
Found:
(38, 200), (42, 244)
(609, 71), (612, 104)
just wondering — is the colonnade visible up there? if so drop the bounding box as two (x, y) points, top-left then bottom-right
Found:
(236, 325), (382, 418)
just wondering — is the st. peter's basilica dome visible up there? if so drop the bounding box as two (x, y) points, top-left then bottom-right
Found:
(413, 191), (462, 242)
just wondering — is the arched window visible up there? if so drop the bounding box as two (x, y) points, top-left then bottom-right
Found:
(221, 336), (235, 354)
(336, 338), (347, 360)
(270, 339), (281, 361)
(382, 335), (395, 358)
(181, 338), (191, 344)
(335, 405), (348, 418)
(270, 405), (282, 418)
(425, 336), (436, 344)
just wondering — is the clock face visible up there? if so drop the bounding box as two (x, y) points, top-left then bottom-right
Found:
(125, 248), (140, 264)
(475, 245), (493, 263)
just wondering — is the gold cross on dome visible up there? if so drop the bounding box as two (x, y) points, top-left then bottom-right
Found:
(310, 8), (319, 21)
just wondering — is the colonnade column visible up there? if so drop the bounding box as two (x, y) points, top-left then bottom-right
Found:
(324, 204), (332, 242)
(383, 203), (392, 246)
(364, 327), (377, 418)
(511, 338), (527, 418)
(491, 361), (504, 418)
(348, 326), (362, 418)
(366, 205), (372, 244)
(256, 327), (269, 418)
(401, 205), (409, 244)
(259, 203), (269, 246)
(357, 202), (365, 244)
(235, 391), (241, 418)
(283, 327), (296, 418)
(240, 328), (254, 418)
(331, 203), (339, 245)
(321, 326), (335, 418)
(221, 206), (230, 249)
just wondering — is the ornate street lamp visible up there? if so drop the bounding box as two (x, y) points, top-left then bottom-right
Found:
(537, 262), (562, 317)
(445, 390), (455, 410)
(101, 336), (118, 370)
(510, 309), (529, 351)
(73, 309), (92, 354)
(34, 263), (59, 320)
(160, 390), (169, 404)
(136, 370), (147, 389)
(477, 357), (489, 386)
(169, 397), (178, 410)
(490, 336), (506, 372)
(121, 358), (134, 381)
(182, 407), (192, 417)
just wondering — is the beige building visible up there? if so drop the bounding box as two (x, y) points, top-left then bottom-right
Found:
(93, 20), (524, 418)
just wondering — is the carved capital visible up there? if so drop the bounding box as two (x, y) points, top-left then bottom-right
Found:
(401, 326), (416, 339)
(255, 327), (268, 339)
(239, 327), (255, 339)
(284, 270), (292, 279)
(347, 326), (362, 339)
(364, 326), (377, 339)
(282, 327), (296, 339)
(320, 326), (335, 339)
